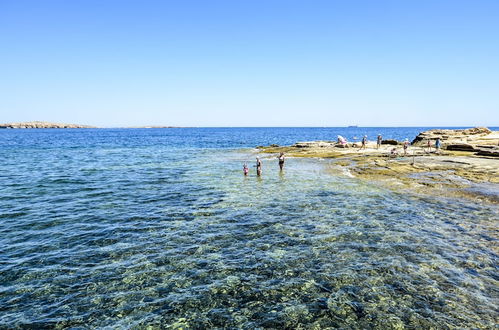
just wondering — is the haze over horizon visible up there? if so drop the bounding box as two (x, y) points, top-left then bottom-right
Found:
(1, 0), (498, 127)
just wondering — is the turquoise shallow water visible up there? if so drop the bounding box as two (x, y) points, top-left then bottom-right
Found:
(0, 128), (498, 328)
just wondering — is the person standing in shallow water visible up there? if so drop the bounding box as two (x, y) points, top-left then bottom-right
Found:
(256, 157), (262, 176)
(243, 163), (249, 176)
(278, 152), (285, 171)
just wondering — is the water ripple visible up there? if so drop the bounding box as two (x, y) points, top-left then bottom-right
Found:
(0, 130), (498, 328)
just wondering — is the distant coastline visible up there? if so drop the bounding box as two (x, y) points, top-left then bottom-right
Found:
(0, 121), (96, 129)
(0, 121), (185, 129)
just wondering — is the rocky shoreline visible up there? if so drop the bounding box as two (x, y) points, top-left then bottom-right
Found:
(411, 127), (499, 156)
(0, 121), (96, 128)
(257, 127), (499, 203)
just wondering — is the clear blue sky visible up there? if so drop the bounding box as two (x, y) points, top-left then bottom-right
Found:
(1, 0), (498, 127)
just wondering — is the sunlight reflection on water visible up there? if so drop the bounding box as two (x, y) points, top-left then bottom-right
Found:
(0, 132), (498, 328)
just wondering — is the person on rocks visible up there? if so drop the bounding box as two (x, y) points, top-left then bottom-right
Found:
(377, 134), (382, 149)
(435, 138), (441, 154)
(337, 135), (348, 147)
(427, 139), (432, 153)
(358, 135), (367, 151)
(278, 152), (285, 171)
(403, 139), (410, 156)
(256, 157), (262, 176)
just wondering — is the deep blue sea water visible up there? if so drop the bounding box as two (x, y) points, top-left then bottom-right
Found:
(0, 127), (497, 328)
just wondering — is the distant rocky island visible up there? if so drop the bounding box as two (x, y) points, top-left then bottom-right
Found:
(0, 121), (96, 129)
(0, 121), (185, 129)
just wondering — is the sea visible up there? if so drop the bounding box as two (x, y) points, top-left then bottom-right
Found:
(1, 127), (497, 328)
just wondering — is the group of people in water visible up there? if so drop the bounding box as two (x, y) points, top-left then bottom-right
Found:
(243, 152), (285, 176)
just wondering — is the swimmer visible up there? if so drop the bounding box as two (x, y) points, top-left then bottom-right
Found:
(256, 157), (262, 176)
(278, 152), (285, 171)
(243, 163), (249, 176)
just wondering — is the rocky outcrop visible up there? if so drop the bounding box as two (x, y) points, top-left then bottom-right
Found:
(293, 141), (336, 148)
(476, 147), (499, 157)
(381, 139), (399, 145)
(334, 143), (349, 148)
(256, 129), (498, 203)
(257, 127), (499, 161)
(411, 127), (498, 151)
(0, 121), (96, 128)
(446, 143), (479, 152)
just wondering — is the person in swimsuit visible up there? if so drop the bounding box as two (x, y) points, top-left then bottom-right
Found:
(337, 135), (347, 146)
(427, 139), (432, 153)
(435, 138), (441, 154)
(243, 163), (249, 176)
(278, 152), (285, 171)
(403, 138), (409, 156)
(256, 157), (262, 176)
(359, 135), (367, 150)
(377, 134), (382, 149)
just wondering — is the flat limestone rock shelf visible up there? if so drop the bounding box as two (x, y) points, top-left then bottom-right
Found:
(257, 128), (499, 203)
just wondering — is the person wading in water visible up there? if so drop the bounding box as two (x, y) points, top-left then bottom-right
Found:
(278, 152), (285, 171)
(256, 157), (262, 176)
